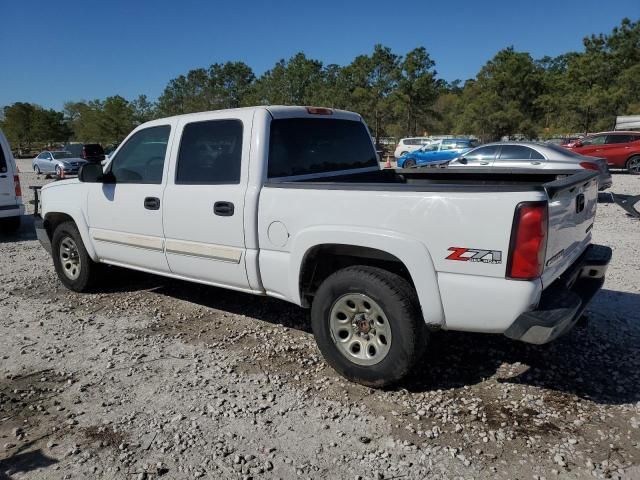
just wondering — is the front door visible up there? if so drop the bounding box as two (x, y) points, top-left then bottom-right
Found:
(86, 123), (174, 273)
(162, 113), (251, 290)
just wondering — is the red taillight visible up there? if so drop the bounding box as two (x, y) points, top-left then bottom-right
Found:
(306, 107), (333, 115)
(507, 202), (548, 280)
(14, 175), (22, 198)
(580, 162), (600, 172)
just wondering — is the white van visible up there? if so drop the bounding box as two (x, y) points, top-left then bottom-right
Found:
(0, 129), (24, 232)
(393, 137), (433, 158)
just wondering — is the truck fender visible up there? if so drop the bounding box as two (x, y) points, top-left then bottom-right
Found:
(289, 225), (445, 327)
(42, 189), (98, 261)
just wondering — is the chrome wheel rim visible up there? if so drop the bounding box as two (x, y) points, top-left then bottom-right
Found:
(59, 236), (81, 280)
(628, 157), (640, 174)
(329, 294), (392, 366)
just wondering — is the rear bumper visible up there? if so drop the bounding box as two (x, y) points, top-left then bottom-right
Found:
(34, 215), (52, 255)
(0, 203), (24, 219)
(504, 244), (612, 344)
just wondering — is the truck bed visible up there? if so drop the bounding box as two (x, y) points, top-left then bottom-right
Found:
(266, 168), (597, 199)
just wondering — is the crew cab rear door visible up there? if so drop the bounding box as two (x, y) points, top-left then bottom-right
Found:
(162, 110), (252, 290)
(541, 172), (599, 287)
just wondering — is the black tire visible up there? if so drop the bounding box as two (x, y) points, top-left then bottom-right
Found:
(55, 166), (63, 179)
(0, 216), (21, 233)
(34, 165), (41, 175)
(403, 158), (416, 168)
(311, 266), (427, 388)
(626, 155), (640, 175)
(51, 221), (100, 292)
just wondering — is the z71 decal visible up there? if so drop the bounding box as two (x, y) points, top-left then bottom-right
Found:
(446, 247), (502, 264)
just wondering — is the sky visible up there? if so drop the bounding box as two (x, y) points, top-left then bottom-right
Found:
(1, 0), (638, 110)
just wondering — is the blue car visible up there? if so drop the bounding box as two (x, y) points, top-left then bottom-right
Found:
(397, 139), (478, 168)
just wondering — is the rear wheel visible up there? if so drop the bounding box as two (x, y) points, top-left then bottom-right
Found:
(311, 266), (427, 387)
(51, 222), (100, 292)
(626, 155), (640, 175)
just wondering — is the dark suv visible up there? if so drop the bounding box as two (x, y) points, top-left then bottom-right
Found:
(63, 143), (105, 162)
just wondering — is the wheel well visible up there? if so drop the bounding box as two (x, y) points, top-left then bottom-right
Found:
(299, 244), (414, 306)
(626, 154), (640, 166)
(43, 213), (75, 240)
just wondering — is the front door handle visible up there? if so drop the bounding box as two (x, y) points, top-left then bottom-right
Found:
(530, 161), (541, 165)
(144, 197), (160, 210)
(214, 201), (234, 216)
(0, 175), (6, 178)
(479, 161), (490, 165)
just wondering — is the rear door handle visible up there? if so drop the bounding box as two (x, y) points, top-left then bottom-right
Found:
(214, 201), (234, 216)
(0, 175), (6, 178)
(530, 161), (541, 165)
(144, 197), (160, 210)
(479, 161), (490, 165)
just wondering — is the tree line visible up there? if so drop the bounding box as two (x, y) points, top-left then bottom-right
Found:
(1, 18), (638, 151)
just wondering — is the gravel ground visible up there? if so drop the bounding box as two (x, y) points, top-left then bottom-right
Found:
(1, 161), (639, 480)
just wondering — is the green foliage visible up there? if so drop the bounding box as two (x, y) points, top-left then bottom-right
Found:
(2, 18), (638, 146)
(0, 102), (70, 149)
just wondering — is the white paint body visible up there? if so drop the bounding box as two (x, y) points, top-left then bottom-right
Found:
(38, 107), (598, 335)
(0, 129), (24, 219)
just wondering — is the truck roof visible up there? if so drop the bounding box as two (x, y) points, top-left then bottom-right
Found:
(156, 106), (362, 123)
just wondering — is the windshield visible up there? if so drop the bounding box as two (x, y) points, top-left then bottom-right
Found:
(52, 151), (75, 160)
(268, 118), (377, 178)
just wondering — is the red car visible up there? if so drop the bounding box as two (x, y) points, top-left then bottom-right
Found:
(564, 131), (640, 174)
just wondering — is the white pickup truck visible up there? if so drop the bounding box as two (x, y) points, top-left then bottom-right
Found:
(34, 106), (611, 387)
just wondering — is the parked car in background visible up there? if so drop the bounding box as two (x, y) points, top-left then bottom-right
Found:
(563, 131), (640, 174)
(63, 143), (105, 162)
(397, 138), (478, 168)
(32, 151), (88, 178)
(544, 137), (580, 146)
(448, 142), (612, 190)
(394, 137), (432, 158)
(0, 129), (24, 232)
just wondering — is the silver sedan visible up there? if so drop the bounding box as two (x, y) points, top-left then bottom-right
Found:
(447, 142), (612, 190)
(32, 151), (87, 178)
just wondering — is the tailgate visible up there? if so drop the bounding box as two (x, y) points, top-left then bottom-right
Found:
(541, 171), (599, 287)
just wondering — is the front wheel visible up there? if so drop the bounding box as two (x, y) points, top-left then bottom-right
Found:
(403, 158), (416, 168)
(51, 222), (101, 292)
(34, 165), (41, 175)
(55, 166), (63, 179)
(311, 266), (427, 387)
(626, 155), (640, 175)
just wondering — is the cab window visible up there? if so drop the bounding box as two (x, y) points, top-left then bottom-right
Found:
(110, 126), (171, 184)
(176, 120), (243, 184)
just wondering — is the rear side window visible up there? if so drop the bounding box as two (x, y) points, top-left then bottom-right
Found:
(176, 120), (243, 184)
(498, 145), (544, 160)
(110, 125), (170, 184)
(606, 134), (632, 144)
(0, 143), (7, 173)
(268, 118), (377, 178)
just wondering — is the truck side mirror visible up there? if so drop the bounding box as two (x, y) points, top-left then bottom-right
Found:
(78, 163), (104, 183)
